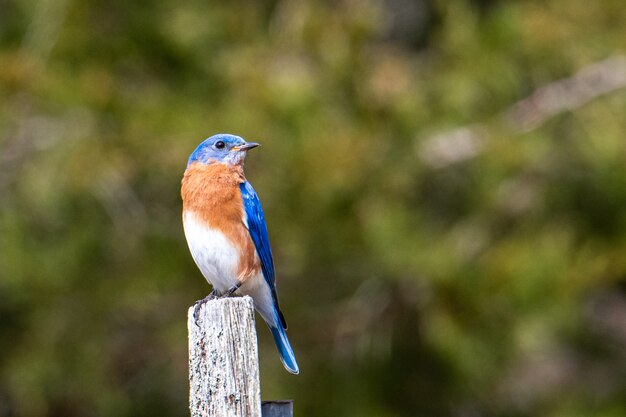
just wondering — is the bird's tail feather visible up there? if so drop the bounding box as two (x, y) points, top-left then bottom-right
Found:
(269, 316), (299, 374)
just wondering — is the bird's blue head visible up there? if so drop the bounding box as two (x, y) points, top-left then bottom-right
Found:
(187, 134), (260, 167)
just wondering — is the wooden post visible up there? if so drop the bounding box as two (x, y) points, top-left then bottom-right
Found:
(188, 296), (262, 417)
(262, 401), (293, 417)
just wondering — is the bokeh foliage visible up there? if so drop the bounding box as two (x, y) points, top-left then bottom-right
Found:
(1, 0), (625, 416)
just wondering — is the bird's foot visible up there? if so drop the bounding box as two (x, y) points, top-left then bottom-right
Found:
(193, 289), (219, 324)
(222, 283), (242, 298)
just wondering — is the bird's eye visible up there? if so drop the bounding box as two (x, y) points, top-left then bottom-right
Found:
(215, 141), (225, 149)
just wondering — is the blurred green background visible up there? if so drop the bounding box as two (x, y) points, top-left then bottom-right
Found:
(1, 0), (626, 416)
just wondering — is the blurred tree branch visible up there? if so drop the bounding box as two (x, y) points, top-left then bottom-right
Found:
(21, 0), (69, 65)
(420, 55), (626, 168)
(505, 56), (626, 132)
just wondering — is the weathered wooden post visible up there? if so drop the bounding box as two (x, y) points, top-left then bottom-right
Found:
(188, 297), (261, 417)
(188, 296), (293, 417)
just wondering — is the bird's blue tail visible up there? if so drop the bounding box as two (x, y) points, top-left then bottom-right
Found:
(269, 318), (299, 374)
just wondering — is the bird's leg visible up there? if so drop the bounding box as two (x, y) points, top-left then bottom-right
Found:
(221, 282), (242, 298)
(193, 288), (220, 324)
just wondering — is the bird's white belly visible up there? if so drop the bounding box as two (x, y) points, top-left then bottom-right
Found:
(183, 211), (240, 292)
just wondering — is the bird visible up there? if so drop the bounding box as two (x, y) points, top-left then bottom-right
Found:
(181, 133), (299, 374)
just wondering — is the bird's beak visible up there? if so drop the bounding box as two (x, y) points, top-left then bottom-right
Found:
(232, 142), (260, 151)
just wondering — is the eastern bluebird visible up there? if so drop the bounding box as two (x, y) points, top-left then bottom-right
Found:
(181, 133), (299, 374)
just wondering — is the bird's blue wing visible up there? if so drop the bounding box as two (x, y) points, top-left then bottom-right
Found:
(240, 181), (288, 328)
(240, 181), (275, 285)
(240, 180), (297, 371)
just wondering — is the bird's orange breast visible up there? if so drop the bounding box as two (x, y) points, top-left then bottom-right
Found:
(181, 162), (260, 280)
